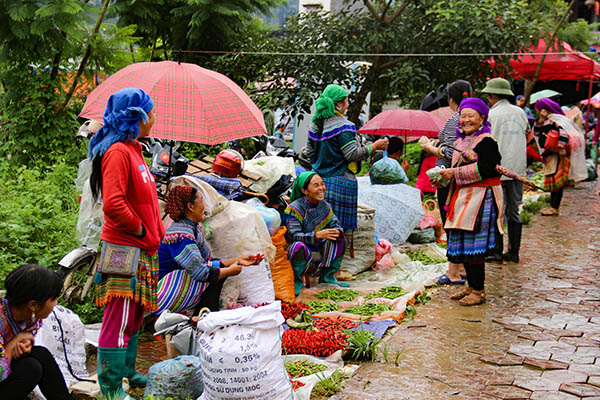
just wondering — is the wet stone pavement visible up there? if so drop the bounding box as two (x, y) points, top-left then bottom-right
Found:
(332, 180), (600, 400)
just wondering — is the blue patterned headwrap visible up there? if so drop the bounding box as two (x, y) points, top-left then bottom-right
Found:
(456, 97), (491, 139)
(88, 88), (154, 159)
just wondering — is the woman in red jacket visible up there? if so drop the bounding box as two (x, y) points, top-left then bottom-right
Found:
(89, 88), (165, 399)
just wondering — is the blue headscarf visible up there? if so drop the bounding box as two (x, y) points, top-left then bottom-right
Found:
(456, 97), (491, 139)
(88, 88), (154, 159)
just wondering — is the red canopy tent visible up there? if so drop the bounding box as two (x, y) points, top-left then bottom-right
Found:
(488, 38), (600, 81)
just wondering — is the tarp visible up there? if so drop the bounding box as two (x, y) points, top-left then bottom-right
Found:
(488, 39), (600, 81)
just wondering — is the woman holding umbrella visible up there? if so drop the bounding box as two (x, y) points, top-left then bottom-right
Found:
(437, 98), (504, 306)
(534, 98), (587, 216)
(306, 84), (388, 231)
(89, 88), (165, 399)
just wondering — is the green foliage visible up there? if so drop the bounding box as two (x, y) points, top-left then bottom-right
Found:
(0, 161), (80, 285)
(345, 328), (380, 361)
(520, 194), (550, 224)
(311, 370), (348, 397)
(69, 300), (103, 324)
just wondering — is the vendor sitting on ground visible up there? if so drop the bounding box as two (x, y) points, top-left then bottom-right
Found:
(157, 185), (256, 313)
(0, 264), (71, 400)
(285, 171), (348, 296)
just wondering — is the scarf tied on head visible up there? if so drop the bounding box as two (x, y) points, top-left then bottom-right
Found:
(165, 185), (194, 221)
(456, 97), (491, 139)
(534, 98), (565, 116)
(312, 84), (349, 122)
(290, 171), (317, 203)
(88, 88), (154, 159)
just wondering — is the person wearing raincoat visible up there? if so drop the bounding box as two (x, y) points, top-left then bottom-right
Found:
(533, 98), (588, 216)
(285, 171), (348, 296)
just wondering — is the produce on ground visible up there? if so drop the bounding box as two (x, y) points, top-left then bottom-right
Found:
(405, 250), (446, 265)
(306, 301), (339, 313)
(282, 328), (348, 357)
(285, 359), (328, 378)
(344, 303), (393, 316)
(364, 286), (406, 300)
(286, 309), (314, 330)
(345, 328), (380, 361)
(290, 379), (305, 391)
(315, 288), (360, 302)
(313, 318), (359, 331)
(281, 302), (311, 320)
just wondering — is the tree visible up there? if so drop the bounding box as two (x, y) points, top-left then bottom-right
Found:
(213, 0), (594, 124)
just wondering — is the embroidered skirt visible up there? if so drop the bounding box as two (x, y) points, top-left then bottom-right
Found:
(95, 250), (159, 312)
(447, 188), (497, 263)
(544, 154), (574, 192)
(155, 269), (208, 314)
(322, 175), (358, 230)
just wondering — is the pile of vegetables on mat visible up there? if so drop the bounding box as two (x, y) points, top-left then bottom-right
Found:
(285, 360), (327, 378)
(315, 288), (360, 302)
(406, 250), (446, 265)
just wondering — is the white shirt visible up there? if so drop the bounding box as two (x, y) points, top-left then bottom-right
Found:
(488, 99), (529, 180)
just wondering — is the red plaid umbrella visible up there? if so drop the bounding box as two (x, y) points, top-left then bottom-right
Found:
(79, 61), (266, 145)
(359, 109), (445, 141)
(430, 106), (455, 121)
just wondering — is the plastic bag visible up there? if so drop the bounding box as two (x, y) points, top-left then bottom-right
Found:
(237, 259), (276, 306)
(205, 201), (276, 264)
(374, 238), (393, 263)
(245, 197), (281, 236)
(144, 355), (203, 399)
(341, 204), (376, 275)
(35, 306), (90, 387)
(374, 253), (394, 270)
(169, 175), (228, 218)
(269, 227), (295, 303)
(75, 159), (104, 248)
(284, 352), (343, 400)
(369, 151), (405, 184)
(197, 302), (293, 400)
(244, 156), (297, 193)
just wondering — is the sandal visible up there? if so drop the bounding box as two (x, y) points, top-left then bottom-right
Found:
(435, 273), (465, 285)
(459, 291), (486, 306)
(450, 287), (472, 300)
(540, 207), (559, 216)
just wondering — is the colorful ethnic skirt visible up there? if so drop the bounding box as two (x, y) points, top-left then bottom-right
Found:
(322, 175), (358, 230)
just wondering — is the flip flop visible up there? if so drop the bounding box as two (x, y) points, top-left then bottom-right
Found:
(435, 273), (465, 285)
(461, 275), (467, 280)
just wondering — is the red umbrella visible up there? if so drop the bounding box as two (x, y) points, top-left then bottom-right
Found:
(79, 61), (266, 145)
(430, 106), (455, 121)
(359, 110), (446, 142)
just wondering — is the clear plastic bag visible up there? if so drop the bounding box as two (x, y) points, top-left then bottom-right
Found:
(75, 159), (104, 248)
(369, 151), (405, 184)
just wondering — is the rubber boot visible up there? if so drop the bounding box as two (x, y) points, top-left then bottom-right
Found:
(291, 258), (308, 296)
(97, 347), (130, 400)
(125, 333), (147, 387)
(502, 222), (521, 263)
(485, 232), (503, 263)
(318, 257), (349, 288)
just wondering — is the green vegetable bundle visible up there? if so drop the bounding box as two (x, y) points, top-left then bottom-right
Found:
(315, 289), (360, 302)
(285, 360), (327, 378)
(344, 303), (393, 316)
(405, 251), (446, 265)
(365, 286), (406, 300)
(306, 301), (339, 313)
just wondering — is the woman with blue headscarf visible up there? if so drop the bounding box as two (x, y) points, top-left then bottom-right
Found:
(89, 88), (165, 399)
(437, 98), (503, 306)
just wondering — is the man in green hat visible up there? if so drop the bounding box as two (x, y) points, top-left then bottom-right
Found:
(481, 78), (529, 263)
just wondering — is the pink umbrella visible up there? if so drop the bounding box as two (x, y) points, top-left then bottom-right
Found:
(359, 110), (446, 140)
(79, 61), (266, 145)
(430, 106), (455, 121)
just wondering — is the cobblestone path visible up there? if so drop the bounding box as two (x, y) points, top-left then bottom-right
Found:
(333, 181), (600, 400)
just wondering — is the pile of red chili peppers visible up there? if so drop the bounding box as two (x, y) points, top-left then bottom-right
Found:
(282, 328), (348, 357)
(281, 302), (311, 320)
(313, 317), (359, 331)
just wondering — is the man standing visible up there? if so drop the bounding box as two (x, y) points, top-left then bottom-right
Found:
(481, 78), (528, 263)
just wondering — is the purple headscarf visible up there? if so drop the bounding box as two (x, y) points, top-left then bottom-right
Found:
(456, 97), (491, 139)
(534, 98), (565, 116)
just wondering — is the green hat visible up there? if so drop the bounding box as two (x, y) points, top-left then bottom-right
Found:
(481, 78), (514, 96)
(289, 171), (317, 203)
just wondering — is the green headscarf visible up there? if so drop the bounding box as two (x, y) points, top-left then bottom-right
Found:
(312, 84), (349, 122)
(290, 171), (317, 203)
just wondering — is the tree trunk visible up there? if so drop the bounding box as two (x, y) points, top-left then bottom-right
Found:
(523, 0), (576, 104)
(348, 64), (379, 125)
(58, 0), (110, 112)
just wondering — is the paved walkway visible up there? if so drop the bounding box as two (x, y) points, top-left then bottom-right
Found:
(333, 181), (600, 400)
